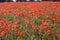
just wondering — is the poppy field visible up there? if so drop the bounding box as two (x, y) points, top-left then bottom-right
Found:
(0, 2), (60, 40)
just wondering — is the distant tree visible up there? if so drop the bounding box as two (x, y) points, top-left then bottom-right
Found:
(0, 0), (6, 2)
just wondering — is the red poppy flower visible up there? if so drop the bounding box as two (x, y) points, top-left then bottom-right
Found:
(1, 31), (6, 36)
(41, 23), (48, 29)
(51, 15), (56, 20)
(17, 30), (24, 36)
(31, 26), (38, 30)
(1, 20), (7, 25)
(0, 30), (2, 33)
(46, 29), (52, 35)
(25, 14), (30, 19)
(13, 21), (19, 25)
(15, 12), (21, 17)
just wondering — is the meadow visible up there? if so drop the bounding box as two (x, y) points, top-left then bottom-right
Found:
(0, 2), (60, 40)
